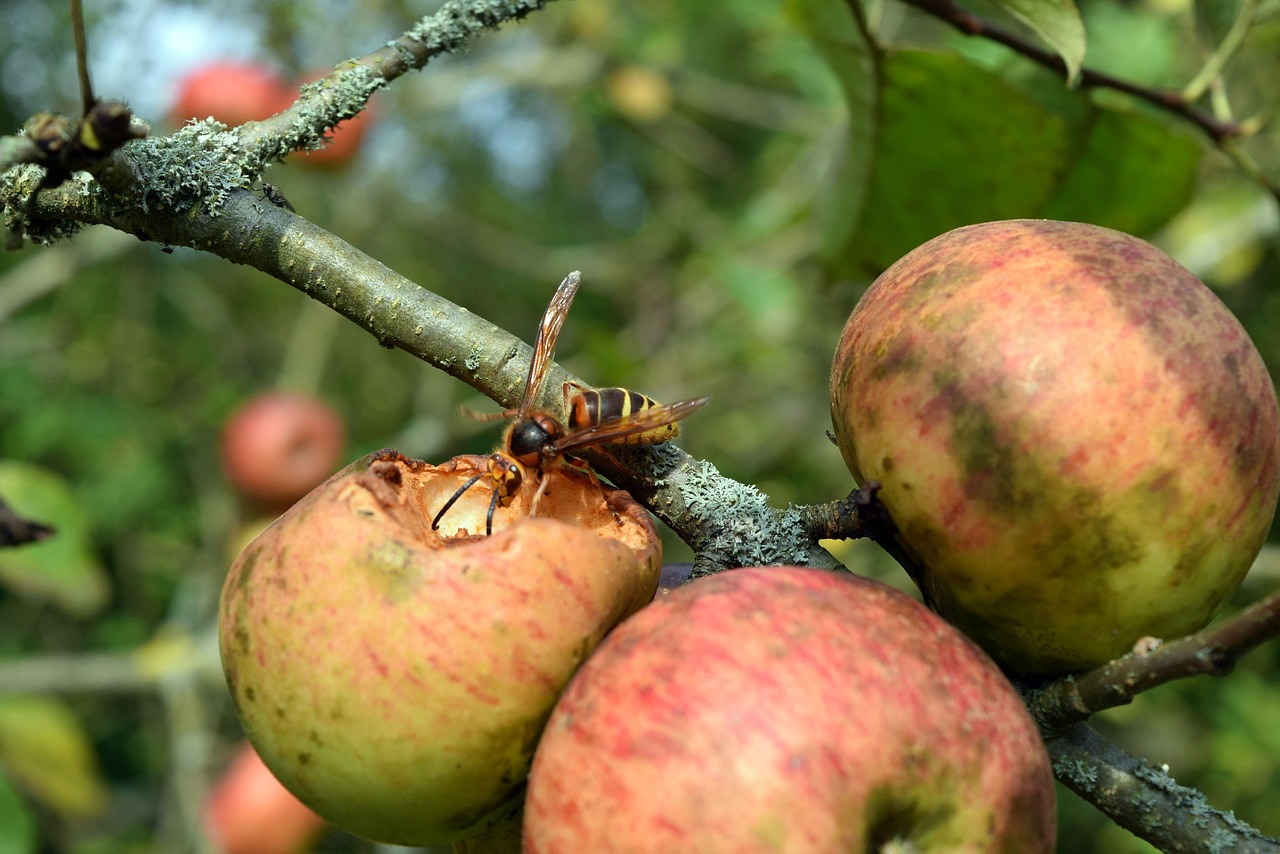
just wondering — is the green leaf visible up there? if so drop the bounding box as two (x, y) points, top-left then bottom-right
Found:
(0, 696), (108, 819)
(0, 462), (109, 616)
(993, 0), (1087, 85)
(786, 0), (879, 261)
(1040, 104), (1202, 237)
(0, 772), (37, 854)
(840, 49), (1070, 274)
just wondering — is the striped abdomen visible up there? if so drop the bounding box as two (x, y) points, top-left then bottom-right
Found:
(565, 387), (680, 443)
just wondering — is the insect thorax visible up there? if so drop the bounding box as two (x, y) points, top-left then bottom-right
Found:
(508, 415), (560, 464)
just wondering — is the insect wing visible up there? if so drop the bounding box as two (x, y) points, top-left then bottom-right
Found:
(517, 271), (582, 418)
(553, 395), (712, 454)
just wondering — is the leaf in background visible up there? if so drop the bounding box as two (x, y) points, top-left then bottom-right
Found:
(0, 771), (37, 854)
(1040, 104), (1201, 237)
(0, 462), (109, 616)
(840, 49), (1069, 274)
(993, 0), (1087, 85)
(0, 696), (108, 819)
(786, 0), (879, 263)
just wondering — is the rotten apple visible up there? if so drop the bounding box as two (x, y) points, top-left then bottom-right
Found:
(523, 566), (1057, 853)
(830, 219), (1280, 674)
(218, 450), (661, 846)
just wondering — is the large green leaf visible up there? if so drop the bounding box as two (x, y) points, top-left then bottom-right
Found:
(0, 462), (109, 616)
(786, 0), (879, 262)
(993, 0), (1087, 84)
(1040, 104), (1201, 236)
(841, 49), (1070, 274)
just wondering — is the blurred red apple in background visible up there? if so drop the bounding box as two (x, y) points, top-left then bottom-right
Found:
(524, 566), (1056, 852)
(219, 391), (345, 511)
(203, 741), (325, 854)
(171, 61), (290, 127)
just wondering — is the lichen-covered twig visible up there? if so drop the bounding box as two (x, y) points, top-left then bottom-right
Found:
(238, 0), (553, 169)
(2, 0), (558, 237)
(1047, 723), (1280, 852)
(593, 445), (844, 576)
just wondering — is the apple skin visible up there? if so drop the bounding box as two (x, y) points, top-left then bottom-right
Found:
(220, 392), (346, 511)
(202, 741), (326, 854)
(830, 219), (1280, 674)
(523, 566), (1056, 853)
(171, 61), (289, 127)
(219, 450), (661, 846)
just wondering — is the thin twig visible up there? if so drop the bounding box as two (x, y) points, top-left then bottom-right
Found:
(71, 0), (95, 112)
(1182, 0), (1254, 102)
(1028, 589), (1280, 732)
(899, 0), (1246, 144)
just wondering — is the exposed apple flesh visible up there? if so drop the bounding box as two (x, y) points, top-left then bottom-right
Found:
(524, 566), (1056, 853)
(219, 450), (661, 846)
(830, 219), (1280, 674)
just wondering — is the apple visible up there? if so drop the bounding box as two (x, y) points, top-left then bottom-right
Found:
(290, 72), (375, 168)
(219, 391), (346, 511)
(203, 741), (325, 854)
(171, 61), (290, 127)
(219, 450), (661, 846)
(523, 566), (1056, 852)
(830, 219), (1280, 674)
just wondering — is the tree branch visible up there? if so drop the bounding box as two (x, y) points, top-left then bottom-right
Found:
(1028, 589), (1280, 732)
(1047, 723), (1280, 852)
(236, 0), (557, 170)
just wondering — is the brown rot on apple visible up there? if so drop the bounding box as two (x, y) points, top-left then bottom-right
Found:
(830, 219), (1280, 674)
(218, 450), (661, 846)
(524, 566), (1057, 853)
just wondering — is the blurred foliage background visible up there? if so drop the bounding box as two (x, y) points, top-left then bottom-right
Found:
(0, 0), (1278, 851)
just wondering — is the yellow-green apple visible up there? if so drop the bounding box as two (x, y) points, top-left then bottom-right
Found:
(219, 391), (346, 512)
(523, 566), (1056, 853)
(218, 450), (661, 846)
(830, 219), (1280, 674)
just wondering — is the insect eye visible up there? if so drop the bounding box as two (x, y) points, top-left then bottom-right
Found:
(491, 458), (522, 492)
(532, 413), (563, 440)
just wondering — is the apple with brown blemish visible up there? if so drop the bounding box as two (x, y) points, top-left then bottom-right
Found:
(830, 219), (1280, 674)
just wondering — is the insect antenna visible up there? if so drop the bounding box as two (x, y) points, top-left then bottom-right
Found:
(431, 472), (485, 531)
(484, 485), (503, 537)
